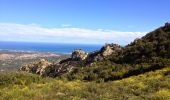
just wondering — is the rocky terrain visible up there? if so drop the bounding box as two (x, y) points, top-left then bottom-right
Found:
(20, 43), (121, 77)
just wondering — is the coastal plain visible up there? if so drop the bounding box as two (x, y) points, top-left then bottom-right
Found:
(0, 50), (69, 71)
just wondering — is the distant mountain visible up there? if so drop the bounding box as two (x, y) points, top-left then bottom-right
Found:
(20, 23), (170, 81)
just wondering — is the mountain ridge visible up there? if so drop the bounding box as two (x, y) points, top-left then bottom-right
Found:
(20, 23), (170, 81)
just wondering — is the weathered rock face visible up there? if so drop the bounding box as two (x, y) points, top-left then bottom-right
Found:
(68, 43), (122, 63)
(20, 59), (74, 77)
(71, 49), (88, 61)
(101, 43), (122, 57)
(36, 60), (55, 77)
(20, 59), (53, 76)
(86, 43), (122, 62)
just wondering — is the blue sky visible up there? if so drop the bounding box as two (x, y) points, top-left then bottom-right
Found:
(0, 0), (170, 45)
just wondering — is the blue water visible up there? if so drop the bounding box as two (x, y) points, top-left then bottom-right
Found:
(0, 41), (102, 54)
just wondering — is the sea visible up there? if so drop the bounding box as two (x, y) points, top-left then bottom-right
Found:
(0, 41), (102, 54)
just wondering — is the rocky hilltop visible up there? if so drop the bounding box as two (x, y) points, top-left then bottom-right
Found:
(86, 43), (122, 63)
(20, 43), (122, 77)
(20, 23), (170, 80)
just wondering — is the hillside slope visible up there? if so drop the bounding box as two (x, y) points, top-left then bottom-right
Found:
(118, 22), (170, 64)
(1, 23), (170, 100)
(1, 67), (170, 99)
(20, 23), (170, 82)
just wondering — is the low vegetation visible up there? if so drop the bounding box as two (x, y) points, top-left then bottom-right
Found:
(1, 67), (170, 100)
(63, 58), (170, 82)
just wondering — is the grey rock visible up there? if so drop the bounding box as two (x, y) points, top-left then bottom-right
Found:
(71, 49), (88, 61)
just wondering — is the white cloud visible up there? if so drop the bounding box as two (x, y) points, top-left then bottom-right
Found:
(61, 24), (72, 27)
(0, 23), (147, 45)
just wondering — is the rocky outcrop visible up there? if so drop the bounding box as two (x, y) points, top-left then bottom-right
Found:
(20, 59), (53, 76)
(20, 59), (75, 77)
(20, 43), (122, 77)
(86, 43), (122, 62)
(61, 43), (122, 63)
(71, 49), (88, 61)
(101, 43), (122, 57)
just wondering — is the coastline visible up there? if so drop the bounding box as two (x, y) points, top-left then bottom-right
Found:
(0, 41), (102, 54)
(0, 42), (101, 71)
(0, 50), (66, 60)
(0, 50), (70, 71)
(0, 49), (71, 55)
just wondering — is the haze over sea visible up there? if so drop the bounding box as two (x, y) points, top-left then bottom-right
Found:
(0, 41), (102, 54)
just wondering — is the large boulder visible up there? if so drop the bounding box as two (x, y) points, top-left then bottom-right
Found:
(101, 43), (122, 57)
(71, 49), (88, 61)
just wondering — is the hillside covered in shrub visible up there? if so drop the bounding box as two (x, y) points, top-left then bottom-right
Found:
(20, 23), (170, 82)
(1, 67), (170, 99)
